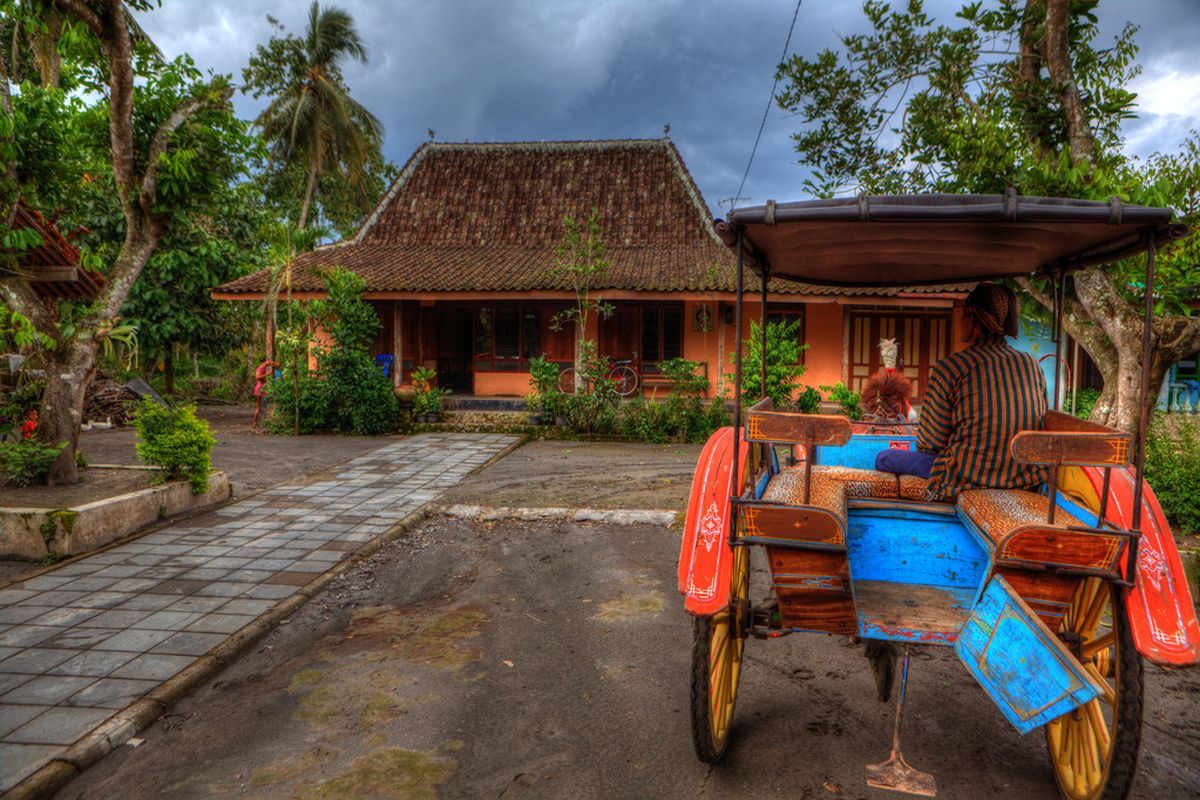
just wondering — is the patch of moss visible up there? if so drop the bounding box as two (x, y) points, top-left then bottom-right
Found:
(594, 590), (664, 622)
(348, 604), (488, 671)
(287, 669), (324, 693)
(294, 686), (338, 724)
(360, 690), (404, 727)
(39, 509), (78, 555)
(299, 748), (454, 800)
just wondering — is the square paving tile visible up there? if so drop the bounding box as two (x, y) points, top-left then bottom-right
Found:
(165, 596), (227, 614)
(38, 627), (122, 650)
(46, 650), (137, 677)
(185, 613), (255, 634)
(150, 579), (210, 596)
(77, 609), (151, 629)
(76, 592), (133, 609)
(111, 653), (193, 681)
(241, 584), (299, 600)
(91, 565), (146, 579)
(65, 677), (158, 709)
(0, 675), (94, 705)
(264, 571), (315, 587)
(0, 673), (35, 695)
(0, 705), (48, 739)
(93, 628), (174, 653)
(194, 582), (249, 598)
(116, 594), (179, 612)
(107, 578), (163, 593)
(28, 607), (100, 628)
(5, 706), (114, 745)
(0, 589), (39, 605)
(55, 577), (121, 593)
(223, 569), (274, 584)
(215, 599), (275, 617)
(179, 568), (232, 581)
(0, 627), (59, 648)
(0, 606), (47, 625)
(287, 561), (330, 574)
(132, 611), (203, 631)
(0, 743), (64, 792)
(0, 648), (78, 675)
(16, 590), (88, 608)
(150, 632), (226, 657)
(17, 576), (74, 591)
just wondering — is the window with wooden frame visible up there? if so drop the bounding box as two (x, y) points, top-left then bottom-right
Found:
(474, 303), (572, 372)
(640, 303), (684, 373)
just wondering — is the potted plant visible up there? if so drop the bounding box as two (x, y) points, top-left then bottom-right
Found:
(525, 393), (541, 426)
(425, 387), (449, 424)
(411, 366), (439, 424)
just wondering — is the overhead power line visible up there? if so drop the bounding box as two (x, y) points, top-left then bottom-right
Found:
(733, 0), (804, 213)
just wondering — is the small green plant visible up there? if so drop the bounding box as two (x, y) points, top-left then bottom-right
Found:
(729, 318), (809, 407)
(796, 385), (822, 414)
(621, 395), (679, 443)
(132, 398), (216, 493)
(527, 355), (563, 421)
(561, 342), (619, 435)
(821, 382), (863, 420)
(1145, 415), (1200, 536)
(0, 439), (68, 487)
(1067, 387), (1102, 420)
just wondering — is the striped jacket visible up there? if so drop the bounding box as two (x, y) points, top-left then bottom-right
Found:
(917, 340), (1049, 498)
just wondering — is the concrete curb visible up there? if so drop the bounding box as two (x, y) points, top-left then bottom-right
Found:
(440, 504), (678, 527)
(3, 434), (527, 800)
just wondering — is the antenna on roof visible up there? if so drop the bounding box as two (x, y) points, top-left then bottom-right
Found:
(719, 196), (752, 213)
(427, 128), (436, 141)
(663, 123), (671, 136)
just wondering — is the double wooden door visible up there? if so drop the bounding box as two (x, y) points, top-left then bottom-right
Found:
(847, 309), (952, 402)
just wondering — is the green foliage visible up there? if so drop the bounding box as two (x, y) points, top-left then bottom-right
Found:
(132, 398), (215, 493)
(821, 382), (863, 420)
(0, 438), (67, 487)
(551, 209), (613, 342)
(412, 368), (450, 419)
(242, 2), (385, 230)
(620, 396), (678, 444)
(730, 318), (809, 407)
(526, 354), (563, 419)
(1068, 388), (1102, 420)
(319, 267), (380, 351)
(1145, 417), (1200, 536)
(321, 348), (399, 434)
(561, 341), (619, 435)
(796, 386), (822, 414)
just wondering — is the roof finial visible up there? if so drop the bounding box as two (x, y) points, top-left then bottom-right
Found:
(663, 123), (671, 137)
(427, 128), (436, 141)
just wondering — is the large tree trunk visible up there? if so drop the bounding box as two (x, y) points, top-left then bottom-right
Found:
(39, 336), (99, 485)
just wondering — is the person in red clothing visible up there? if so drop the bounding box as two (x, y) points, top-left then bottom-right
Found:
(20, 408), (38, 439)
(252, 358), (279, 428)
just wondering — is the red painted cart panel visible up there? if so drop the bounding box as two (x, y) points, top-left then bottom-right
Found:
(678, 427), (748, 616)
(1080, 466), (1200, 667)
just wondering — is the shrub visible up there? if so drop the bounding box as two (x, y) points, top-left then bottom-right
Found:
(0, 439), (67, 486)
(729, 318), (809, 407)
(270, 349), (398, 436)
(132, 398), (215, 493)
(621, 396), (679, 443)
(821, 382), (863, 420)
(1145, 416), (1200, 536)
(1067, 387), (1101, 420)
(561, 342), (619, 435)
(796, 385), (822, 414)
(527, 354), (563, 420)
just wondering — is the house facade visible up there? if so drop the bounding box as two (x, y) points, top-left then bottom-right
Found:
(216, 139), (989, 402)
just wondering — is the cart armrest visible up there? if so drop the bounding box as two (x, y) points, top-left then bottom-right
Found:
(745, 398), (852, 446)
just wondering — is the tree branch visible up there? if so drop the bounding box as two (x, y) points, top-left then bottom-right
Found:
(1041, 0), (1095, 164)
(137, 87), (233, 218)
(0, 277), (60, 344)
(53, 0), (103, 36)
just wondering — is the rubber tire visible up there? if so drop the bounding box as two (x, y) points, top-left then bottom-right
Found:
(690, 614), (737, 764)
(1048, 583), (1144, 800)
(612, 366), (638, 397)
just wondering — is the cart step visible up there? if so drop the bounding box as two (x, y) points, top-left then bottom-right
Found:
(855, 580), (974, 645)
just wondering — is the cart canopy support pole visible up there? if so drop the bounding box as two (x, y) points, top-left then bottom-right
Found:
(760, 262), (769, 399)
(730, 232), (745, 543)
(1131, 237), (1156, 535)
(1052, 271), (1065, 411)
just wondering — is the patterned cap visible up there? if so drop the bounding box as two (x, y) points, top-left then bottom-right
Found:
(965, 283), (1019, 338)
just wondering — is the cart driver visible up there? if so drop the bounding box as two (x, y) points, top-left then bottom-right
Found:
(874, 283), (1049, 499)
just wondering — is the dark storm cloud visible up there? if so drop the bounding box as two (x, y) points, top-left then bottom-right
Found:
(137, 1), (1200, 216)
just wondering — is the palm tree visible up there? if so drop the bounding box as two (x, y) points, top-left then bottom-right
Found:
(255, 2), (383, 230)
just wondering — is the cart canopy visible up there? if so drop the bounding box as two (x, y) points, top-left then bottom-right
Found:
(715, 193), (1186, 288)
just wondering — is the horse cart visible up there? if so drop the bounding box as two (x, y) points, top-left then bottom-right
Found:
(677, 194), (1200, 799)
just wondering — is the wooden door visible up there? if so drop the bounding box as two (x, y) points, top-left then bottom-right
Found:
(847, 309), (951, 402)
(600, 304), (643, 368)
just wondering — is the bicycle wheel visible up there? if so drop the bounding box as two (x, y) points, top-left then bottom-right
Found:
(611, 365), (639, 397)
(558, 367), (578, 395)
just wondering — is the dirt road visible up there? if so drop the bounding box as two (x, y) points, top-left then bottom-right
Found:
(54, 511), (1200, 799)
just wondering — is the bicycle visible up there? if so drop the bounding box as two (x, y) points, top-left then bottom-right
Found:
(557, 359), (640, 397)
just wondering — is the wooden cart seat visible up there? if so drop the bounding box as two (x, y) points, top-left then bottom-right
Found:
(814, 466), (900, 499)
(956, 488), (1084, 546)
(898, 474), (955, 503)
(763, 469), (848, 523)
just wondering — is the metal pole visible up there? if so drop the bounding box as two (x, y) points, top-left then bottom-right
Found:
(759, 261), (769, 400)
(730, 233), (745, 543)
(1131, 237), (1156, 534)
(1053, 272), (1064, 411)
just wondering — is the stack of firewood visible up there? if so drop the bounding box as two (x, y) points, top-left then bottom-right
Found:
(84, 379), (138, 426)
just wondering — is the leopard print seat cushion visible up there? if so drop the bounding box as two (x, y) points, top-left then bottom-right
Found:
(898, 474), (953, 503)
(812, 466), (900, 499)
(763, 469), (848, 523)
(956, 488), (1083, 545)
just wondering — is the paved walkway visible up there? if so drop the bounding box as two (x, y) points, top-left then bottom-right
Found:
(0, 433), (518, 792)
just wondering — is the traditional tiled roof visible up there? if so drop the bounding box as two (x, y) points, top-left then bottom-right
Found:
(6, 201), (102, 301)
(216, 139), (971, 298)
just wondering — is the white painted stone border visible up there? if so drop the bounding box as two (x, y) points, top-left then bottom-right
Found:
(440, 504), (677, 527)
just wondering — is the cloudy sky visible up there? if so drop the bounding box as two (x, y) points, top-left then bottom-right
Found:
(135, 0), (1200, 217)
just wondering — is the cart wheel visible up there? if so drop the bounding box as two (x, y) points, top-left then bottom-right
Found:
(1045, 578), (1143, 800)
(611, 365), (639, 397)
(690, 546), (750, 763)
(558, 367), (577, 395)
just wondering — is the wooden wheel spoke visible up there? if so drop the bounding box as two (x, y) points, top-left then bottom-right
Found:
(1082, 631), (1115, 660)
(1079, 582), (1109, 638)
(1084, 699), (1110, 760)
(1084, 663), (1116, 706)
